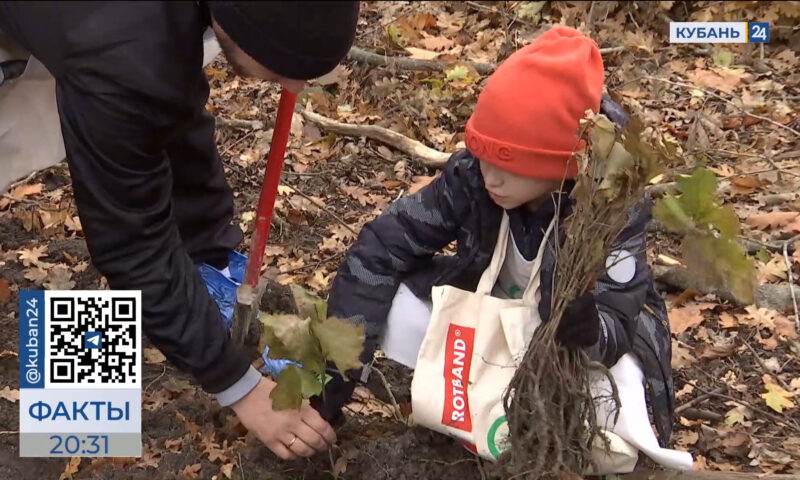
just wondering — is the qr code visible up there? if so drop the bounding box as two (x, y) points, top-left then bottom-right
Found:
(47, 293), (140, 387)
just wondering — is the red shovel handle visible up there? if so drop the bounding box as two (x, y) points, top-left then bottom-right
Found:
(243, 89), (297, 288)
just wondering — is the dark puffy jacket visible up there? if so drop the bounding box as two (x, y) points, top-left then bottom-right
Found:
(329, 151), (675, 445)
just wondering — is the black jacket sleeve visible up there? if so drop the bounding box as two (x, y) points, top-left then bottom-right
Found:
(328, 152), (472, 364)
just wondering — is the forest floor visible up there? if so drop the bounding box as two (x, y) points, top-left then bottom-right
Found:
(1, 2), (799, 479)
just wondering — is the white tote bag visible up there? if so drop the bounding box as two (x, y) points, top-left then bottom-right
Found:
(410, 213), (693, 472)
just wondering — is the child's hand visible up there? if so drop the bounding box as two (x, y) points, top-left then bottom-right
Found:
(310, 368), (358, 427)
(554, 292), (600, 350)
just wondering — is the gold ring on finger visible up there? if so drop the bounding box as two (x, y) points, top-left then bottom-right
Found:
(288, 435), (298, 448)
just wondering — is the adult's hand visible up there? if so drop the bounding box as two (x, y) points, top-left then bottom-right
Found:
(231, 376), (337, 459)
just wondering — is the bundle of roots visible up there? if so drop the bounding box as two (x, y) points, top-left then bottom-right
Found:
(501, 113), (673, 479)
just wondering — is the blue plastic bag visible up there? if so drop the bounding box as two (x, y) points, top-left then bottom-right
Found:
(198, 251), (297, 377)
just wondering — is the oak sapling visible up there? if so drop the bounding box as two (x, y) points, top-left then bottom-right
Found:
(259, 285), (365, 410)
(502, 112), (754, 479)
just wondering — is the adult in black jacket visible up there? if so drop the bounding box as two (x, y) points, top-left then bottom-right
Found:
(0, 1), (359, 460)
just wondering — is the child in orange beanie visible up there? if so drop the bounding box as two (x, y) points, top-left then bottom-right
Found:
(319, 26), (677, 462)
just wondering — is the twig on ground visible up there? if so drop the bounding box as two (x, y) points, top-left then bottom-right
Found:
(301, 110), (450, 168)
(646, 76), (800, 139)
(675, 387), (725, 413)
(420, 458), (478, 467)
(372, 365), (405, 424)
(680, 407), (723, 422)
(221, 130), (257, 157)
(743, 337), (791, 391)
(237, 452), (246, 480)
(291, 187), (358, 235)
(587, 1), (596, 31)
(783, 233), (800, 333)
(0, 431), (19, 435)
(7, 170), (39, 191)
(2, 193), (38, 206)
(143, 364), (167, 395)
(217, 117), (265, 130)
(693, 384), (800, 434)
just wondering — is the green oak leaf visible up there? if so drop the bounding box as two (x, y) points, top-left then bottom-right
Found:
(445, 65), (469, 82)
(681, 234), (755, 305)
(259, 313), (320, 367)
(297, 366), (323, 398)
(270, 364), (303, 410)
(290, 284), (327, 323)
(517, 1), (546, 22)
(676, 168), (717, 219)
(312, 316), (365, 375)
(701, 203), (740, 238)
(653, 194), (695, 232)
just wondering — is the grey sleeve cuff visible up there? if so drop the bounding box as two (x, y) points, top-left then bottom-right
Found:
(214, 365), (262, 407)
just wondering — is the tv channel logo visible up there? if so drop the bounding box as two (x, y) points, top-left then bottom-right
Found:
(670, 22), (769, 43)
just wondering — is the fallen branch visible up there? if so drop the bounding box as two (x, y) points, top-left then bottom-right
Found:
(679, 407), (723, 422)
(348, 46), (497, 75)
(300, 110), (450, 168)
(783, 233), (800, 332)
(653, 265), (800, 312)
(675, 387), (725, 414)
(216, 117), (264, 130)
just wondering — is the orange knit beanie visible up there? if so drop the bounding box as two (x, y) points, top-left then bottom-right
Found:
(465, 25), (604, 180)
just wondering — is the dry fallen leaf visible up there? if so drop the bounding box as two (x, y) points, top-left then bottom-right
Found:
(745, 211), (800, 233)
(143, 348), (166, 364)
(761, 375), (794, 413)
(17, 246), (49, 268)
(671, 341), (696, 370)
(719, 311), (739, 329)
(45, 266), (76, 291)
(0, 183), (45, 208)
(668, 303), (715, 334)
(408, 175), (437, 195)
(346, 385), (398, 419)
(181, 463), (202, 480)
(164, 438), (182, 452)
(676, 383), (695, 399)
(333, 456), (348, 478)
(136, 449), (160, 469)
(757, 256), (788, 283)
(674, 429), (699, 447)
(0, 279), (10, 303)
(220, 463), (235, 479)
(0, 386), (19, 403)
(61, 457), (81, 480)
(24, 267), (49, 284)
(405, 46), (439, 60)
(419, 34), (454, 51)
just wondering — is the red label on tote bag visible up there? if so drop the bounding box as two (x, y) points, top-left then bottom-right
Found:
(442, 324), (475, 432)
